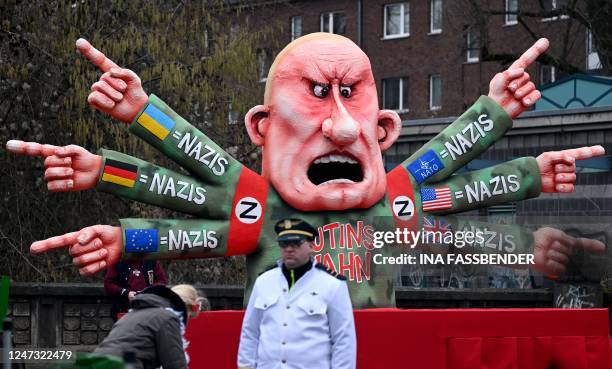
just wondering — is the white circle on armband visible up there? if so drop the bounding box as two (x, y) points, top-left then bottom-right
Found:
(392, 196), (414, 221)
(235, 197), (262, 224)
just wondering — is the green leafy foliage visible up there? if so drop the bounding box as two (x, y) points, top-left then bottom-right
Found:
(0, 0), (281, 284)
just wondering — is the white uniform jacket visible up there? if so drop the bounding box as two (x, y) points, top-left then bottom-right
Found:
(237, 261), (356, 369)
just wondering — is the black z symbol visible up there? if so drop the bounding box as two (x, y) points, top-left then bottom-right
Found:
(239, 200), (258, 219)
(396, 200), (412, 216)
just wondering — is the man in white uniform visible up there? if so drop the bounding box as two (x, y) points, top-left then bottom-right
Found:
(237, 218), (356, 369)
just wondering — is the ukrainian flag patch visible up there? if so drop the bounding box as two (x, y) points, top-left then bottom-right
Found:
(136, 104), (177, 140)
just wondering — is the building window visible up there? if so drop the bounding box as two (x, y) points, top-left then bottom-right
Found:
(257, 48), (271, 83)
(429, 75), (442, 110)
(587, 30), (602, 71)
(291, 16), (302, 41)
(466, 28), (480, 63)
(539, 64), (556, 85)
(505, 0), (518, 25)
(382, 77), (409, 112)
(430, 0), (443, 34)
(384, 3), (410, 38)
(321, 12), (346, 35)
(542, 0), (568, 21)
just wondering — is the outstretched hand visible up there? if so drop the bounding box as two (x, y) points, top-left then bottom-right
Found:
(6, 140), (102, 192)
(536, 145), (605, 193)
(76, 38), (147, 123)
(488, 38), (549, 118)
(31, 225), (123, 276)
(532, 227), (605, 277)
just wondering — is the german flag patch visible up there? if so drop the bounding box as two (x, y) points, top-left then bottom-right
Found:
(102, 159), (138, 188)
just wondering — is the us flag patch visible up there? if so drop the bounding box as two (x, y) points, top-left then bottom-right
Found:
(420, 186), (452, 212)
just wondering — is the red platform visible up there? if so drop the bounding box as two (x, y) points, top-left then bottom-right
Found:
(185, 308), (611, 369)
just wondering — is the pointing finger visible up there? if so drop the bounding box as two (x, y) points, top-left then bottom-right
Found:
(560, 145), (606, 161)
(31, 231), (79, 254)
(6, 140), (61, 157)
(75, 38), (120, 73)
(575, 237), (606, 253)
(510, 38), (550, 70)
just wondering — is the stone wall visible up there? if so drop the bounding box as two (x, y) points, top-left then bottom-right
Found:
(7, 283), (243, 351)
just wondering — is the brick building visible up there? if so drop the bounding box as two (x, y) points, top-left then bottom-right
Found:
(245, 0), (605, 120)
(240, 1), (611, 298)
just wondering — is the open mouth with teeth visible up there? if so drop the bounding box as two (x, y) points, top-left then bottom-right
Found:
(307, 153), (364, 185)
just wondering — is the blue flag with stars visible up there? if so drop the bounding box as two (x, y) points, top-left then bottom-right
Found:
(125, 229), (158, 253)
(407, 149), (445, 184)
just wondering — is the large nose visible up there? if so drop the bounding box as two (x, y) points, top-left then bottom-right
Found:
(322, 83), (360, 146)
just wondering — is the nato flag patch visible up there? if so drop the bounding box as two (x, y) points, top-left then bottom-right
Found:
(125, 229), (158, 253)
(407, 150), (445, 184)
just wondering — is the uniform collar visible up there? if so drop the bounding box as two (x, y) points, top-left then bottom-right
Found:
(280, 258), (314, 290)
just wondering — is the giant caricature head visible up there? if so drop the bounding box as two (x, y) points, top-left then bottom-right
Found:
(245, 33), (401, 211)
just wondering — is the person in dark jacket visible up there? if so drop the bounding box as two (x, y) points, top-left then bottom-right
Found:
(104, 260), (168, 321)
(94, 284), (200, 369)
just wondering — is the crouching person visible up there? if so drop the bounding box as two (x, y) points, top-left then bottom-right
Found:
(95, 284), (202, 369)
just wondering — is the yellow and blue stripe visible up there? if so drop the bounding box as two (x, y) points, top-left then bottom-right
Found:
(136, 104), (177, 140)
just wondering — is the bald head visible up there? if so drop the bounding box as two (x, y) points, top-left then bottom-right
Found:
(263, 33), (371, 104)
(245, 32), (400, 211)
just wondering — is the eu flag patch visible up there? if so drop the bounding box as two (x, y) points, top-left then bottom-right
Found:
(407, 150), (445, 184)
(125, 229), (158, 253)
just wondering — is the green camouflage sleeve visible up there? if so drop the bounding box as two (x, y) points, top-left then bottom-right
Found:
(418, 157), (542, 215)
(436, 215), (535, 255)
(128, 94), (242, 185)
(402, 96), (512, 184)
(95, 149), (233, 219)
(119, 218), (234, 260)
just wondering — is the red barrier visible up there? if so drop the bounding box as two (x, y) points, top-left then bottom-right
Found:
(185, 309), (611, 369)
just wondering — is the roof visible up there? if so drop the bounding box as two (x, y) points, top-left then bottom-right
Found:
(534, 74), (612, 112)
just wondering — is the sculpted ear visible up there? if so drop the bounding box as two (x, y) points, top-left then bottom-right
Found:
(245, 105), (270, 147)
(377, 110), (401, 152)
